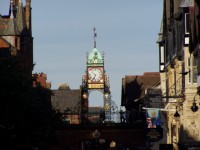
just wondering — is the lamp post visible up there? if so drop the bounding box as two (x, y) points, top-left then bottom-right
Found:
(172, 106), (181, 150)
(110, 141), (116, 149)
(191, 94), (199, 112)
(81, 90), (88, 124)
(173, 106), (180, 119)
(191, 102), (198, 112)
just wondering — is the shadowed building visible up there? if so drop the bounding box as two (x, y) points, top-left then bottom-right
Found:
(121, 72), (160, 129)
(88, 107), (102, 123)
(51, 84), (81, 124)
(51, 84), (104, 124)
(121, 72), (160, 111)
(33, 73), (51, 89)
(0, 0), (33, 73)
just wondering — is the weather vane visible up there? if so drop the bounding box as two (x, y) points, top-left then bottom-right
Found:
(93, 27), (97, 48)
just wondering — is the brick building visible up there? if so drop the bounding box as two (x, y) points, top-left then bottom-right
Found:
(0, 0), (33, 73)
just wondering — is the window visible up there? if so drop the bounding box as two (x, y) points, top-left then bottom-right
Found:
(159, 45), (165, 72)
(160, 46), (164, 63)
(185, 13), (190, 34)
(188, 57), (197, 83)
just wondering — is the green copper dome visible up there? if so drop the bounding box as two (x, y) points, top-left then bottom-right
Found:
(88, 48), (102, 59)
(87, 48), (104, 66)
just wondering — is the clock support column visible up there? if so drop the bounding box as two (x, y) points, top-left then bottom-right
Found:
(80, 76), (89, 124)
(104, 75), (111, 121)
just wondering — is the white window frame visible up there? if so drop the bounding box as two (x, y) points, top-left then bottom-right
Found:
(187, 56), (197, 84)
(185, 13), (190, 34)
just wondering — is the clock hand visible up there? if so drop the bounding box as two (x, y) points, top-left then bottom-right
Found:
(92, 73), (96, 80)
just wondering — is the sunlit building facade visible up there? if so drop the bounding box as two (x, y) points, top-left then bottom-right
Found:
(157, 0), (200, 149)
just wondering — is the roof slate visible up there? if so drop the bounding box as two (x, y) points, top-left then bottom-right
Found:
(3, 18), (20, 36)
(0, 16), (8, 35)
(51, 89), (81, 113)
(0, 1), (27, 36)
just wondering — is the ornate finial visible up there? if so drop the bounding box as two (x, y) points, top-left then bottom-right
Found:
(10, 1), (14, 18)
(86, 51), (89, 60)
(93, 27), (97, 48)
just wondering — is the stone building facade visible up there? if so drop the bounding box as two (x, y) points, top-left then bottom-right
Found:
(157, 0), (200, 149)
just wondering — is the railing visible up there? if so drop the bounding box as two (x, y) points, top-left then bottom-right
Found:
(163, 75), (184, 104)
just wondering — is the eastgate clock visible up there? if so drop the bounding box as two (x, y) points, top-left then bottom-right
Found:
(88, 67), (103, 82)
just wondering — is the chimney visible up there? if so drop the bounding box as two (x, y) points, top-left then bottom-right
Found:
(25, 0), (31, 33)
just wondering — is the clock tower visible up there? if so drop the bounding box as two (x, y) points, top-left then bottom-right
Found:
(81, 28), (111, 122)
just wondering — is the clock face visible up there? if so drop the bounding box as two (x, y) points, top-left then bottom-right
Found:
(88, 68), (103, 82)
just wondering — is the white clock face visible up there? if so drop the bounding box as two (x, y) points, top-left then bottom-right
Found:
(88, 68), (103, 82)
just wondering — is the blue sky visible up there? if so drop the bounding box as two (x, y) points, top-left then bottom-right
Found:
(0, 0), (163, 108)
